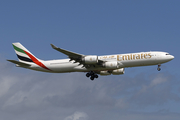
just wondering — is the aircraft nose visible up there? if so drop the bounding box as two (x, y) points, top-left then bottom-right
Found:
(170, 55), (174, 60)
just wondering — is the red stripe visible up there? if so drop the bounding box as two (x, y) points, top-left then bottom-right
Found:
(24, 51), (51, 71)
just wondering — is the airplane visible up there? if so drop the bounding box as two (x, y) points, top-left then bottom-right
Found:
(7, 42), (174, 81)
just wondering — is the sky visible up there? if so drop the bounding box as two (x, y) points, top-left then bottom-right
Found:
(0, 0), (180, 120)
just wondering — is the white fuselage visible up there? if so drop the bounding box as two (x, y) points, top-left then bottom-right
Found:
(23, 51), (174, 73)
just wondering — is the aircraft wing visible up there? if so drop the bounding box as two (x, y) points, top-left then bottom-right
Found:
(7, 60), (31, 67)
(51, 44), (104, 65)
(51, 44), (85, 60)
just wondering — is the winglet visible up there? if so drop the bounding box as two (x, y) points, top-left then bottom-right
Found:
(50, 44), (58, 49)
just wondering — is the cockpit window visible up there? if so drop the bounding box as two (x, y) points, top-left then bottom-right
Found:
(166, 53), (170, 55)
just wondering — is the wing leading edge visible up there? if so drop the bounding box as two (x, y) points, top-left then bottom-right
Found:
(51, 44), (84, 60)
(50, 44), (104, 65)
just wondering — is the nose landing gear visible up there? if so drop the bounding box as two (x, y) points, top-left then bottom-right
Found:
(86, 71), (98, 81)
(157, 64), (161, 71)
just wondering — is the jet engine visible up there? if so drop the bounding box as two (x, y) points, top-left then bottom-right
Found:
(111, 68), (125, 75)
(99, 71), (111, 75)
(103, 61), (120, 69)
(82, 55), (98, 64)
(99, 68), (125, 76)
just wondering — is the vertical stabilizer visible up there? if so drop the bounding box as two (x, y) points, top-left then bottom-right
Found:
(12, 42), (50, 70)
(12, 42), (41, 63)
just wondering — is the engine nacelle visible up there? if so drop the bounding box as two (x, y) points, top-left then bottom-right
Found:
(111, 68), (125, 75)
(103, 61), (120, 69)
(99, 68), (124, 76)
(99, 71), (111, 76)
(82, 55), (98, 64)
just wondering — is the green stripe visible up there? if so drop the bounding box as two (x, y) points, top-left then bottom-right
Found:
(13, 44), (26, 54)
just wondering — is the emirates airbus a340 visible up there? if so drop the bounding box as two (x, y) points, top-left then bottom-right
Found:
(7, 42), (174, 81)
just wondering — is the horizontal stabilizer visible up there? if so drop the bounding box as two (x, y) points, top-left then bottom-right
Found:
(7, 60), (31, 67)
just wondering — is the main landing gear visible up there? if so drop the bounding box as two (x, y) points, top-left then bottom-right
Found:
(157, 64), (161, 71)
(86, 71), (98, 81)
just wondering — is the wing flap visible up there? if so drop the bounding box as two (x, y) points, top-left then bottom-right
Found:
(7, 60), (31, 67)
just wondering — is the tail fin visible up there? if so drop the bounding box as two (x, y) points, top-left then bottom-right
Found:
(9, 42), (51, 71)
(12, 42), (41, 63)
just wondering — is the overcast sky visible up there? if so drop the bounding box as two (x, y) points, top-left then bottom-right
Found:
(0, 0), (180, 120)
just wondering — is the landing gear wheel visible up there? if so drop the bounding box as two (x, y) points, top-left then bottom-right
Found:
(86, 73), (90, 77)
(90, 76), (94, 80)
(94, 74), (98, 78)
(157, 67), (161, 71)
(157, 64), (161, 71)
(86, 71), (98, 80)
